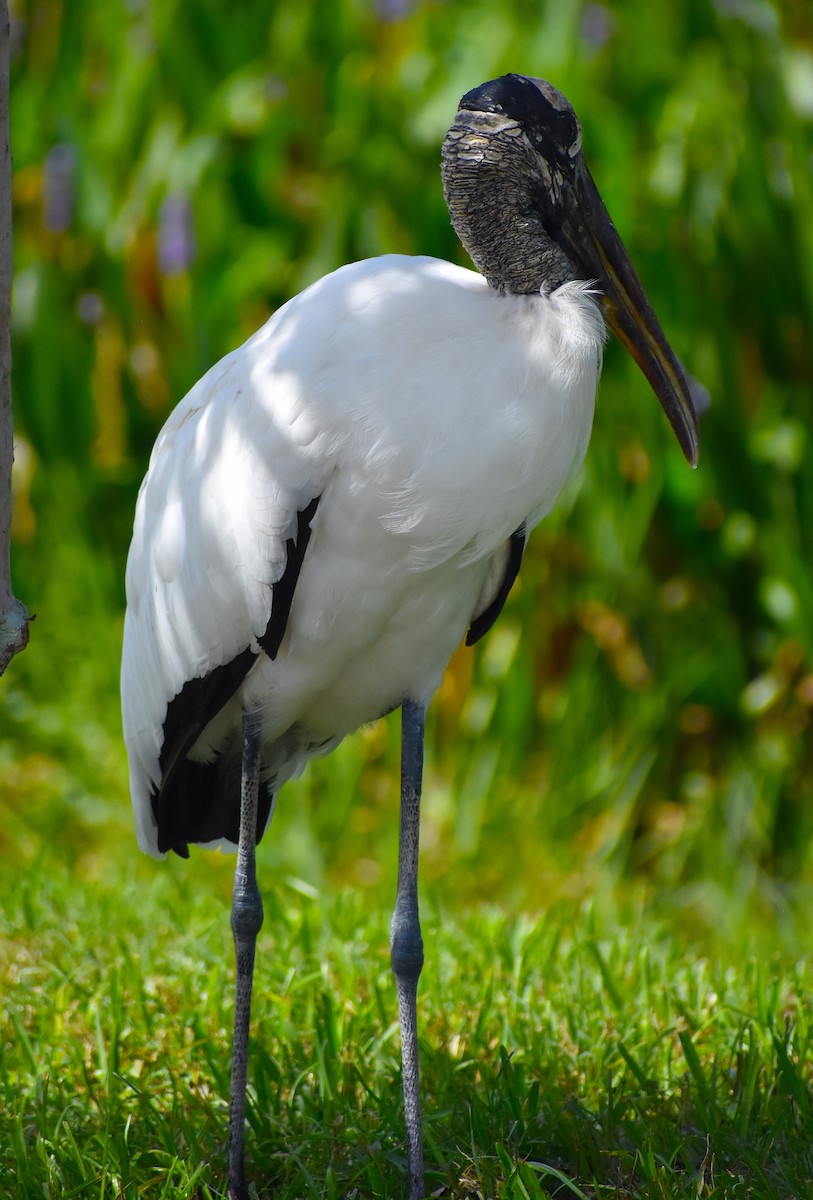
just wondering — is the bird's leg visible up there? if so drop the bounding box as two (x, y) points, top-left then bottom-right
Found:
(227, 707), (264, 1200)
(391, 699), (427, 1200)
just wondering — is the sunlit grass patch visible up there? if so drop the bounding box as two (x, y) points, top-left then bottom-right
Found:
(3, 848), (812, 1199)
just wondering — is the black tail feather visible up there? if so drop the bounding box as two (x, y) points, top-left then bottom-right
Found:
(155, 750), (274, 857)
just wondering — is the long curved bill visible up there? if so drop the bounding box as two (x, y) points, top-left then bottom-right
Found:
(560, 159), (700, 467)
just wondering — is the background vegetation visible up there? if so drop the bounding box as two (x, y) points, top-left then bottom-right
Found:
(3, 0), (813, 1196)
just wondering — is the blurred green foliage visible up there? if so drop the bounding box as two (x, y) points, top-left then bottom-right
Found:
(3, 0), (813, 939)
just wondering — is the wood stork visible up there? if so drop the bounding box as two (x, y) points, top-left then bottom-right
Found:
(121, 74), (699, 1200)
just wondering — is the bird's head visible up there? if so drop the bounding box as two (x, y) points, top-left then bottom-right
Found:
(442, 74), (700, 467)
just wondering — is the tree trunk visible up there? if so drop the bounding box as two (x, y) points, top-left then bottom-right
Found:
(0, 0), (29, 675)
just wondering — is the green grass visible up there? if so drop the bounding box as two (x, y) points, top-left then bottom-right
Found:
(2, 824), (813, 1199)
(2, 579), (812, 1200)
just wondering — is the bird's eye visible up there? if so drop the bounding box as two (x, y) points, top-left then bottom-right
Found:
(560, 113), (582, 159)
(566, 123), (582, 158)
(530, 109), (582, 163)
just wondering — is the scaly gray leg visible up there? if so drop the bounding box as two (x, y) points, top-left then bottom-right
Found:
(391, 699), (427, 1200)
(227, 708), (264, 1200)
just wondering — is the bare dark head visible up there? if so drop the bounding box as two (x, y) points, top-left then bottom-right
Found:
(458, 75), (583, 163)
(442, 74), (700, 465)
(442, 75), (585, 297)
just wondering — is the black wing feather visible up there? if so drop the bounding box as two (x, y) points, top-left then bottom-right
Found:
(259, 496), (320, 659)
(466, 524), (526, 646)
(154, 496), (321, 856)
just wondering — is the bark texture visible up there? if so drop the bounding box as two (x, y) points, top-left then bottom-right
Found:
(0, 0), (29, 675)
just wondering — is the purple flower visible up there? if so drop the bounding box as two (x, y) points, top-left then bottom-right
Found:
(43, 143), (76, 233)
(580, 4), (614, 51)
(374, 0), (415, 21)
(157, 194), (196, 276)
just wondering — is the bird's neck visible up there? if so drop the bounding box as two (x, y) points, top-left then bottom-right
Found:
(441, 120), (576, 296)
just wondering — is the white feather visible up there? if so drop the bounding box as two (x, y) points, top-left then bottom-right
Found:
(121, 255), (604, 856)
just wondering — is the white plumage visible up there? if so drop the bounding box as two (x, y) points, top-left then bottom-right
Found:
(122, 256), (603, 856)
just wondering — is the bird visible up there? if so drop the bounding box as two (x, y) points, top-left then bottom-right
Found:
(121, 73), (699, 1200)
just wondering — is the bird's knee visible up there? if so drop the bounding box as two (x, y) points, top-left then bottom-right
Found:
(390, 916), (424, 981)
(231, 878), (264, 941)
